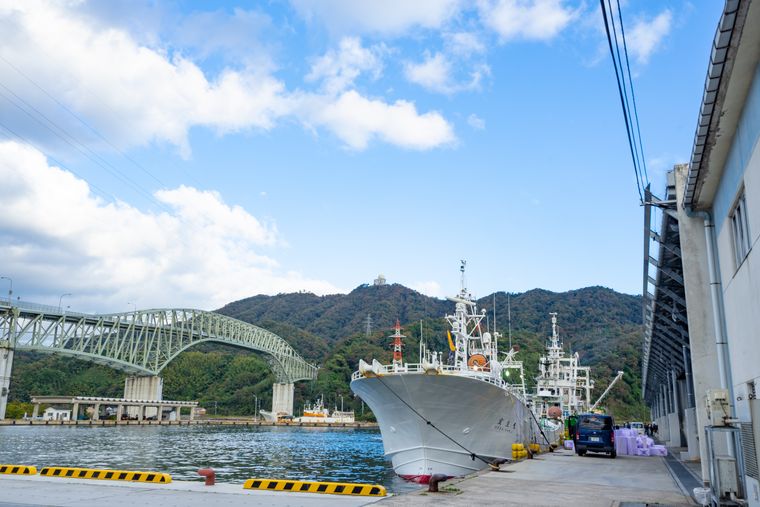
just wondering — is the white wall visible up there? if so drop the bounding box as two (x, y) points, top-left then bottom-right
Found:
(712, 62), (760, 507)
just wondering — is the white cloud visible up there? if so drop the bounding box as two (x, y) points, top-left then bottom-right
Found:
(289, 0), (462, 35)
(467, 114), (486, 129)
(627, 10), (672, 64)
(0, 141), (342, 312)
(0, 1), (287, 158)
(478, 0), (578, 42)
(170, 8), (274, 67)
(404, 52), (488, 94)
(0, 1), (454, 154)
(445, 32), (487, 56)
(306, 37), (386, 94)
(297, 91), (455, 150)
(404, 53), (453, 93)
(410, 281), (443, 298)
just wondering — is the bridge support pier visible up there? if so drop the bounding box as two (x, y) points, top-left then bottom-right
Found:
(0, 344), (14, 420)
(124, 375), (163, 418)
(272, 382), (294, 416)
(0, 307), (18, 420)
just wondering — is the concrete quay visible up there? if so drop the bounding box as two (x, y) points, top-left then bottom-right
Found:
(0, 418), (378, 428)
(0, 448), (692, 507)
(380, 448), (693, 506)
(0, 474), (387, 507)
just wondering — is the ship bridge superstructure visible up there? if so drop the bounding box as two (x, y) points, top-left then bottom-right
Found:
(533, 313), (594, 418)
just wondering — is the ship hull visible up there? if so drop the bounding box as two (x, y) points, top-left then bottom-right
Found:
(351, 372), (532, 482)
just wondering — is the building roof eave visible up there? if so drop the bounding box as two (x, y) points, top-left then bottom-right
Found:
(683, 0), (757, 210)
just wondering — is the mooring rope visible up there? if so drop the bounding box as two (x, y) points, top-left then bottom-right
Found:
(527, 405), (553, 446)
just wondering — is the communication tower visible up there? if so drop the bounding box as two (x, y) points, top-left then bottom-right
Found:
(390, 320), (405, 367)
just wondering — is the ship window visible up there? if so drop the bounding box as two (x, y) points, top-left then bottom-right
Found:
(731, 190), (751, 269)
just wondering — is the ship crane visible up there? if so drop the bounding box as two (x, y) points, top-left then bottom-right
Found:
(589, 370), (624, 411)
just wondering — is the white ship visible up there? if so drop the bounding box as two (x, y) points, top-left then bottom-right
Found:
(296, 397), (355, 423)
(530, 313), (594, 442)
(350, 262), (535, 483)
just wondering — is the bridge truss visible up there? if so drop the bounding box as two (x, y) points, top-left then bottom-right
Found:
(0, 303), (317, 383)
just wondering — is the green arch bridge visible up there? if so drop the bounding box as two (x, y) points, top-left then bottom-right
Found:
(0, 301), (318, 419)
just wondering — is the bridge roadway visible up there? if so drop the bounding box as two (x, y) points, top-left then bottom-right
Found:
(0, 301), (318, 420)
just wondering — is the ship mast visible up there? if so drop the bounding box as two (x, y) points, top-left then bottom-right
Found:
(548, 312), (563, 359)
(446, 260), (492, 372)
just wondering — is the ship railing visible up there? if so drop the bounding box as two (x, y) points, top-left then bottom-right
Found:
(351, 362), (524, 394)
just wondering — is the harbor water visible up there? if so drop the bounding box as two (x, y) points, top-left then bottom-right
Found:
(0, 424), (420, 493)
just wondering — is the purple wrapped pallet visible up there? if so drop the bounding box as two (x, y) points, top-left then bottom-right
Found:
(564, 439), (574, 450)
(646, 437), (654, 448)
(637, 447), (650, 456)
(626, 437), (638, 455)
(615, 437), (628, 455)
(650, 445), (668, 456)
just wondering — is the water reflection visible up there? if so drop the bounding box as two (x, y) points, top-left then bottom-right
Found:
(0, 425), (419, 493)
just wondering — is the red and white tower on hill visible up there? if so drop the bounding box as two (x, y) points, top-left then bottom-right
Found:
(390, 319), (405, 367)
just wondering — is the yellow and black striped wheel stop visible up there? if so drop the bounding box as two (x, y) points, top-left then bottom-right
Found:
(0, 465), (37, 475)
(243, 478), (386, 496)
(39, 467), (171, 483)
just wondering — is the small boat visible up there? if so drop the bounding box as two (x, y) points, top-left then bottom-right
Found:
(296, 397), (355, 423)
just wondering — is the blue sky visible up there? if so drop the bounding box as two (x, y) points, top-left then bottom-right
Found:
(0, 1), (723, 312)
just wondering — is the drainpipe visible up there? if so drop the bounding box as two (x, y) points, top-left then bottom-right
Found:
(683, 345), (695, 409)
(692, 210), (736, 411)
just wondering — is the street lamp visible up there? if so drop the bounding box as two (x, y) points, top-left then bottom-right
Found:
(0, 276), (12, 304)
(339, 394), (344, 412)
(58, 293), (72, 312)
(127, 302), (136, 314)
(253, 394), (258, 421)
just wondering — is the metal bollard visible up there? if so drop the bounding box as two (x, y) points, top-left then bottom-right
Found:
(197, 468), (215, 486)
(427, 474), (448, 492)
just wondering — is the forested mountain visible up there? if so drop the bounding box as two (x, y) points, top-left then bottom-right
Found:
(7, 284), (647, 421)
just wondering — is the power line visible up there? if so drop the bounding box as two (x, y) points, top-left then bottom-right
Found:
(0, 54), (204, 191)
(0, 54), (166, 188)
(605, 0), (644, 188)
(614, 0), (649, 186)
(0, 84), (169, 212)
(599, 0), (649, 202)
(0, 121), (116, 203)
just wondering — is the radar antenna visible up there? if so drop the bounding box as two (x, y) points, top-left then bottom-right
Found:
(459, 260), (467, 296)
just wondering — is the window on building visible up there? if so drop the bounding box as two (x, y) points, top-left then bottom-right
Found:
(731, 191), (751, 267)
